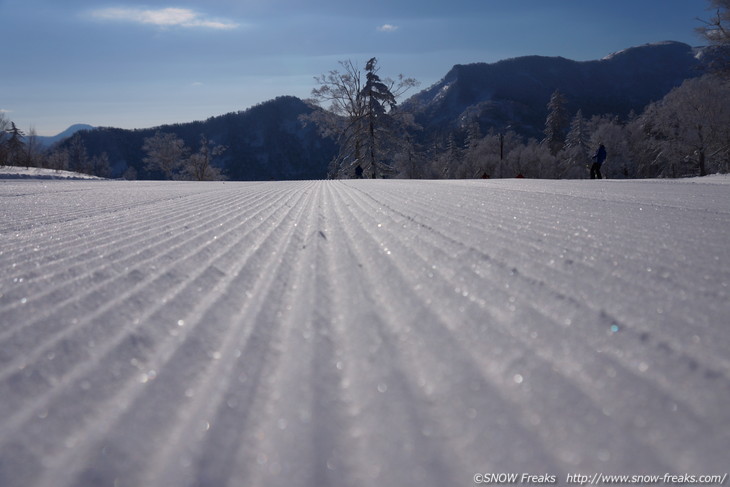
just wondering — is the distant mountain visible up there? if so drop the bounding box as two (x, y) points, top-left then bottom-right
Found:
(404, 41), (702, 141)
(36, 124), (95, 147)
(63, 97), (336, 180)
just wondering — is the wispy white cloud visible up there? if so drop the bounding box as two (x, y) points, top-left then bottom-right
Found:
(377, 24), (399, 32)
(91, 7), (240, 30)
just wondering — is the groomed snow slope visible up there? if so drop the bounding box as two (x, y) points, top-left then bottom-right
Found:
(0, 165), (103, 180)
(0, 178), (729, 487)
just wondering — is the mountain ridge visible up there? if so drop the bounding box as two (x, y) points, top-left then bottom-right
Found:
(57, 96), (336, 180)
(36, 124), (96, 148)
(58, 41), (703, 179)
(404, 41), (702, 139)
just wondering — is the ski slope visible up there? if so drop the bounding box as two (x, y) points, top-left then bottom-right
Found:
(1, 177), (729, 487)
(0, 165), (103, 180)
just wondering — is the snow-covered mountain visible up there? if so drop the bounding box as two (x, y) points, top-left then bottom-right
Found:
(405, 41), (702, 140)
(35, 124), (95, 148)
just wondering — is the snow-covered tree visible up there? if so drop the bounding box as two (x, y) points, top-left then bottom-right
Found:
(46, 147), (70, 172)
(543, 89), (570, 159)
(627, 108), (666, 178)
(458, 120), (485, 178)
(142, 131), (188, 179)
(393, 133), (424, 179)
(560, 110), (591, 178)
(361, 58), (398, 178)
(640, 76), (730, 177)
(697, 0), (730, 76)
(308, 58), (418, 178)
(309, 60), (367, 177)
(458, 129), (524, 179)
(183, 134), (226, 181)
(444, 133), (464, 178)
(589, 116), (633, 178)
(510, 138), (555, 179)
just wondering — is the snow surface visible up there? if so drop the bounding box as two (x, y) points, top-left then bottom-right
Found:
(0, 177), (729, 487)
(0, 166), (103, 180)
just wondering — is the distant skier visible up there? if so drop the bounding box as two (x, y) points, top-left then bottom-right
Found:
(355, 165), (363, 179)
(591, 144), (606, 179)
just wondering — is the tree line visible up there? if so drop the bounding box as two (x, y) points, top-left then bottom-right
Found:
(1, 96), (329, 181)
(417, 76), (729, 180)
(0, 115), (227, 181)
(304, 64), (729, 180)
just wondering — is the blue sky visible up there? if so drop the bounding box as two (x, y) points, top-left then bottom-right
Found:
(1, 0), (711, 135)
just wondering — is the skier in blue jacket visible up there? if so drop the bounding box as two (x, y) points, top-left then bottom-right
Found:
(591, 144), (606, 179)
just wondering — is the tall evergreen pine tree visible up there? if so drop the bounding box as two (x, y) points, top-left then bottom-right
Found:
(362, 58), (397, 178)
(6, 122), (26, 166)
(544, 89), (570, 157)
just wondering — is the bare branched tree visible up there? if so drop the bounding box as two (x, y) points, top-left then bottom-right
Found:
(697, 0), (730, 76)
(184, 134), (226, 181)
(142, 132), (188, 179)
(307, 58), (418, 178)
